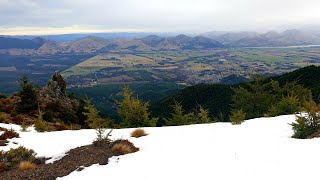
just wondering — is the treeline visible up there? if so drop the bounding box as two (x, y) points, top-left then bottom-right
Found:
(0, 66), (320, 139)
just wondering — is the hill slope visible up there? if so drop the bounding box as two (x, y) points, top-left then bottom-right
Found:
(2, 115), (320, 180)
(152, 65), (320, 119)
(0, 37), (45, 49)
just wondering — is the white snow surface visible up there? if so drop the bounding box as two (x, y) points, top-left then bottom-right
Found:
(2, 114), (320, 180)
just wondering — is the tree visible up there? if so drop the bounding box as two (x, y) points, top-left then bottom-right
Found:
(230, 109), (246, 125)
(165, 100), (196, 126)
(271, 80), (312, 105)
(213, 111), (225, 122)
(231, 75), (275, 119)
(197, 105), (210, 123)
(83, 97), (109, 142)
(291, 101), (320, 139)
(34, 105), (47, 132)
(115, 86), (157, 127)
(18, 76), (38, 113)
(268, 94), (300, 116)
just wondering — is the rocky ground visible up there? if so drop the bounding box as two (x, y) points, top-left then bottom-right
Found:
(0, 140), (138, 180)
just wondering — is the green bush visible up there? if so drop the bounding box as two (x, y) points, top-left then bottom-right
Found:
(165, 100), (197, 126)
(21, 121), (28, 132)
(83, 97), (109, 144)
(17, 76), (38, 114)
(197, 105), (211, 123)
(268, 94), (300, 116)
(116, 86), (158, 127)
(0, 146), (43, 172)
(231, 78), (312, 120)
(291, 101), (320, 139)
(230, 109), (246, 125)
(34, 105), (48, 132)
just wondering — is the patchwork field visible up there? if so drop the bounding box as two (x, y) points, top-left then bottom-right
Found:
(62, 47), (320, 87)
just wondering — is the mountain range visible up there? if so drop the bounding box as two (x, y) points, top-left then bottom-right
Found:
(203, 29), (320, 47)
(1, 29), (320, 55)
(0, 34), (224, 54)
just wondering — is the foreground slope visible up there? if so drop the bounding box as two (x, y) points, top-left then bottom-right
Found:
(1, 115), (320, 180)
(62, 115), (319, 180)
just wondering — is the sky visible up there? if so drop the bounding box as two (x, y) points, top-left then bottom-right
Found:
(1, 0), (320, 35)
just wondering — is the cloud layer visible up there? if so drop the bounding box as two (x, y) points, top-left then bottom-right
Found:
(1, 0), (320, 34)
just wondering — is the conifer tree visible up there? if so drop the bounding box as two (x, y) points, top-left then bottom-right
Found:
(165, 100), (196, 126)
(115, 86), (157, 127)
(268, 94), (300, 116)
(230, 109), (246, 125)
(83, 97), (108, 141)
(213, 111), (225, 122)
(18, 76), (38, 113)
(231, 75), (274, 119)
(34, 105), (48, 132)
(291, 100), (320, 139)
(197, 105), (210, 123)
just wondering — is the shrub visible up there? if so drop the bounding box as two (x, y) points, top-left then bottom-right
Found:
(12, 115), (25, 124)
(0, 113), (11, 124)
(165, 100), (197, 126)
(0, 129), (19, 140)
(231, 76), (275, 119)
(268, 94), (300, 116)
(197, 105), (211, 123)
(291, 101), (320, 139)
(34, 105), (48, 132)
(131, 128), (148, 138)
(83, 97), (110, 144)
(111, 140), (139, 155)
(52, 122), (69, 131)
(43, 110), (54, 122)
(0, 146), (42, 171)
(17, 76), (38, 114)
(115, 86), (157, 127)
(19, 161), (36, 170)
(92, 129), (113, 147)
(213, 111), (225, 122)
(21, 121), (28, 132)
(230, 109), (246, 125)
(0, 116), (5, 123)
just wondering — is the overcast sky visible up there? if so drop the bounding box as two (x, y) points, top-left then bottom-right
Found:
(1, 0), (320, 35)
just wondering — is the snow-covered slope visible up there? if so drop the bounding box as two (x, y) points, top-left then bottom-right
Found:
(1, 115), (320, 180)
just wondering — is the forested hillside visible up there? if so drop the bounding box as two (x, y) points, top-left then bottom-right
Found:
(152, 65), (320, 121)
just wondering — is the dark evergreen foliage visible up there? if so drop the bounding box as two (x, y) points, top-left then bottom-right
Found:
(152, 84), (233, 123)
(17, 76), (38, 114)
(291, 101), (320, 139)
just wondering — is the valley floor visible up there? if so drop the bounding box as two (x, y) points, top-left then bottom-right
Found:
(1, 115), (320, 180)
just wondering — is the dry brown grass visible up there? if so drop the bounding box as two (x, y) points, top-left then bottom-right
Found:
(131, 128), (148, 138)
(111, 140), (139, 155)
(19, 161), (36, 170)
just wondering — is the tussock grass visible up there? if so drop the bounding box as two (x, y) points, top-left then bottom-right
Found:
(131, 128), (148, 138)
(19, 161), (36, 170)
(111, 140), (139, 155)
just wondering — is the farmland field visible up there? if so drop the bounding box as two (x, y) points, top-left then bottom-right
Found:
(62, 47), (320, 88)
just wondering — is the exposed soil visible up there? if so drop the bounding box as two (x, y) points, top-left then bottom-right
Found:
(0, 140), (138, 180)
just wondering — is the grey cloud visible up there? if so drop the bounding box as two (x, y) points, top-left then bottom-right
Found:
(0, 0), (320, 34)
